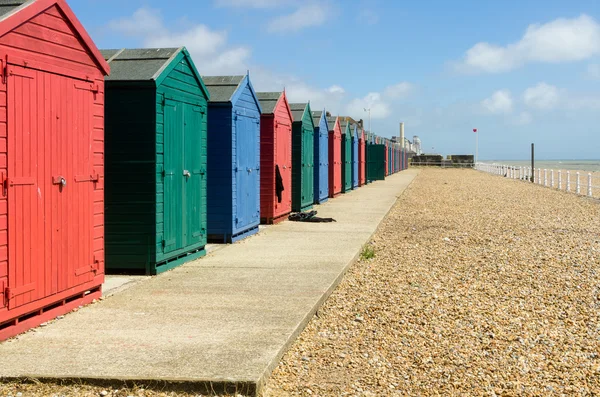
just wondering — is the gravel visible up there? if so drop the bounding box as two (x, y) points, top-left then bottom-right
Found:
(2, 168), (599, 396)
(264, 168), (600, 396)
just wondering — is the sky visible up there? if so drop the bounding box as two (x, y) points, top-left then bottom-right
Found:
(72, 0), (600, 160)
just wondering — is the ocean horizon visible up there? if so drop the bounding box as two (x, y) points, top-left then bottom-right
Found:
(481, 159), (600, 172)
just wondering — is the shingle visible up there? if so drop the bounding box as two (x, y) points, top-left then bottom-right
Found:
(256, 92), (282, 114)
(326, 116), (337, 131)
(202, 75), (245, 103)
(289, 103), (307, 122)
(101, 48), (181, 81)
(311, 110), (323, 127)
(0, 0), (29, 18)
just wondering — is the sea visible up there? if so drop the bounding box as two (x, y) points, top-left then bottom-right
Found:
(485, 160), (600, 172)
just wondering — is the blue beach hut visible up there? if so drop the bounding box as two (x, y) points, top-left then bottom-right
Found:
(351, 123), (359, 189)
(203, 75), (262, 243)
(312, 110), (329, 204)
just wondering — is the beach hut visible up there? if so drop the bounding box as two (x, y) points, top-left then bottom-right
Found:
(103, 47), (209, 275)
(367, 144), (386, 181)
(0, 0), (109, 340)
(358, 129), (366, 186)
(204, 75), (262, 243)
(328, 116), (342, 198)
(312, 110), (329, 204)
(257, 91), (292, 224)
(341, 119), (352, 193)
(351, 124), (359, 189)
(385, 139), (389, 176)
(290, 103), (314, 212)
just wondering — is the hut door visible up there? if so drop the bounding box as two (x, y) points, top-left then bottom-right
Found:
(234, 114), (259, 231)
(6, 66), (96, 309)
(275, 121), (291, 212)
(183, 104), (206, 246)
(162, 99), (184, 254)
(301, 127), (313, 207)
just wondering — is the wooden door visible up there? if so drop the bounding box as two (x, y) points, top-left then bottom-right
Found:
(275, 121), (291, 214)
(7, 65), (96, 309)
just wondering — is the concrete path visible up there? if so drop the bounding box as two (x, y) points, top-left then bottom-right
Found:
(0, 170), (419, 395)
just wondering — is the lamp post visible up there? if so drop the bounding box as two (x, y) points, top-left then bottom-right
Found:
(363, 107), (371, 135)
(473, 128), (478, 165)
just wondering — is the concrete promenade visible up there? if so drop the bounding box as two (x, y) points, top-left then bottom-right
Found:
(0, 170), (418, 395)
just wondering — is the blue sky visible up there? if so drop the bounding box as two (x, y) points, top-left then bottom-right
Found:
(73, 0), (600, 160)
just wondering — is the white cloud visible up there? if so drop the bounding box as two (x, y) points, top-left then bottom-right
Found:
(514, 111), (533, 125)
(482, 90), (513, 114)
(267, 4), (328, 33)
(523, 82), (559, 110)
(107, 8), (163, 37)
(215, 0), (294, 7)
(249, 68), (346, 114)
(457, 15), (600, 73)
(107, 8), (250, 75)
(346, 92), (391, 119)
(383, 82), (413, 99)
(327, 85), (345, 94)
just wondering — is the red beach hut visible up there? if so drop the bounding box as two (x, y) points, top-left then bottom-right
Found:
(358, 129), (366, 186)
(0, 0), (110, 340)
(327, 115), (342, 198)
(257, 91), (293, 224)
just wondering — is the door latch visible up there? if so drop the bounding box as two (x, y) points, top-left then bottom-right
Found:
(52, 176), (67, 187)
(183, 170), (191, 178)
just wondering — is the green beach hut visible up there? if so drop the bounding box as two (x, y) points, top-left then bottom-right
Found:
(340, 118), (352, 193)
(102, 47), (210, 275)
(290, 103), (315, 212)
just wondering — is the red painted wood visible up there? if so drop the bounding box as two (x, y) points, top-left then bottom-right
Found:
(0, 1), (109, 75)
(260, 92), (293, 224)
(0, 1), (106, 339)
(358, 129), (366, 186)
(328, 117), (342, 198)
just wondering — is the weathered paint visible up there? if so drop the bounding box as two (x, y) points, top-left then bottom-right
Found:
(257, 91), (293, 224)
(312, 110), (329, 204)
(103, 48), (208, 275)
(0, 0), (109, 340)
(205, 75), (262, 243)
(290, 103), (314, 212)
(351, 124), (359, 189)
(384, 139), (389, 176)
(328, 116), (342, 198)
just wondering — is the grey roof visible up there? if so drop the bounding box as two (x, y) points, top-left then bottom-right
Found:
(340, 119), (349, 131)
(311, 110), (323, 126)
(202, 75), (245, 103)
(101, 48), (182, 81)
(0, 0), (29, 19)
(256, 92), (282, 114)
(289, 103), (307, 122)
(326, 116), (337, 131)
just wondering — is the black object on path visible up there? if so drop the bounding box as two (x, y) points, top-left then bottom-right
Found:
(288, 210), (336, 223)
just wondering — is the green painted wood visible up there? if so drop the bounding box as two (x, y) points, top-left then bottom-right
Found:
(292, 103), (314, 212)
(104, 48), (208, 275)
(367, 144), (386, 181)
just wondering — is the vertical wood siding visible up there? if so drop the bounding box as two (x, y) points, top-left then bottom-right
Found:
(0, 4), (105, 318)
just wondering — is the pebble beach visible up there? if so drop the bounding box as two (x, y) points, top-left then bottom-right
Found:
(2, 168), (599, 396)
(264, 168), (600, 396)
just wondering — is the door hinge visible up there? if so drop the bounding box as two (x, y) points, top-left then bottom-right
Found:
(1, 55), (6, 85)
(5, 283), (35, 300)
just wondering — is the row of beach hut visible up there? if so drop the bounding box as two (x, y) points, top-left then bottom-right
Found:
(0, 0), (408, 340)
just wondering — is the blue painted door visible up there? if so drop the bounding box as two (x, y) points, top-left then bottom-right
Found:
(235, 113), (260, 233)
(319, 128), (328, 200)
(352, 132), (359, 188)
